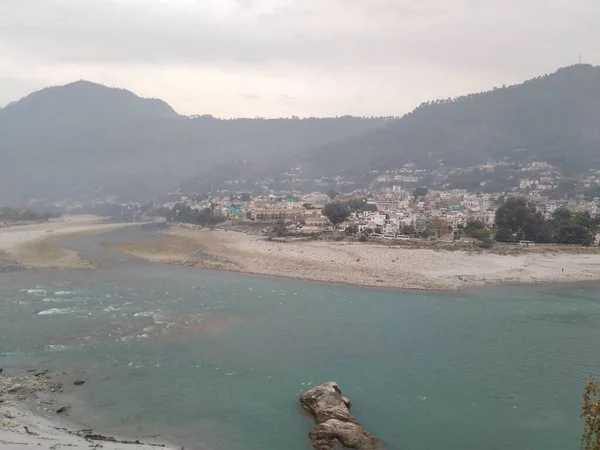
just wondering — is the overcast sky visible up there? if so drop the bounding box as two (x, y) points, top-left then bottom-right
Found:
(0, 0), (597, 117)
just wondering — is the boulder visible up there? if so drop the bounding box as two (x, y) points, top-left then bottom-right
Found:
(300, 382), (384, 450)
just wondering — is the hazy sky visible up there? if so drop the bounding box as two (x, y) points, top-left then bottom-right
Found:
(0, 0), (597, 117)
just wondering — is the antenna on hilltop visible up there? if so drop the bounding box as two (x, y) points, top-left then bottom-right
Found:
(579, 54), (583, 65)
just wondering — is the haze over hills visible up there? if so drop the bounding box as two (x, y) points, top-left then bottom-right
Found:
(304, 64), (600, 177)
(0, 81), (389, 203)
(1, 65), (600, 204)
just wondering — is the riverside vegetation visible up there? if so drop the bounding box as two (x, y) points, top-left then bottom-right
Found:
(319, 196), (600, 248)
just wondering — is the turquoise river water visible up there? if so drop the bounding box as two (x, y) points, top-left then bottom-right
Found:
(1, 231), (599, 450)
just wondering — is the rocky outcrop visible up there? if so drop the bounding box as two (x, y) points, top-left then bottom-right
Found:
(300, 382), (384, 450)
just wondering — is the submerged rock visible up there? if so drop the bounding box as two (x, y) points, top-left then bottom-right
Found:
(300, 382), (384, 450)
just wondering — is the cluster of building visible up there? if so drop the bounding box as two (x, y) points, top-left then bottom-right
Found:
(165, 158), (600, 236)
(21, 159), (600, 234)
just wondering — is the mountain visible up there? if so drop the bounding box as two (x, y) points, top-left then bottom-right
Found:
(5, 66), (598, 204)
(0, 81), (389, 203)
(0, 81), (180, 125)
(303, 64), (600, 176)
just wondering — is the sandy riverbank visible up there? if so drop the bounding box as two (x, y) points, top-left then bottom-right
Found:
(103, 227), (600, 290)
(0, 216), (139, 269)
(0, 404), (175, 450)
(0, 371), (176, 450)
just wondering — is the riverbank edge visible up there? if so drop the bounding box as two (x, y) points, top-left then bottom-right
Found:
(0, 370), (179, 450)
(100, 227), (600, 292)
(0, 216), (152, 270)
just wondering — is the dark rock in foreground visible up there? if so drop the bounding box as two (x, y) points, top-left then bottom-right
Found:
(300, 382), (384, 450)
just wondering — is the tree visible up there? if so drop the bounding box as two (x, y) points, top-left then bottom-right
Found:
(478, 238), (494, 249)
(273, 219), (287, 237)
(401, 225), (415, 236)
(327, 188), (339, 200)
(547, 208), (596, 246)
(413, 187), (429, 198)
(345, 224), (358, 236)
(465, 219), (490, 241)
(166, 205), (225, 226)
(322, 202), (351, 225)
(582, 378), (600, 450)
(552, 207), (573, 225)
(573, 211), (600, 233)
(425, 218), (450, 237)
(494, 228), (514, 242)
(465, 219), (485, 231)
(495, 197), (544, 242)
(555, 225), (593, 246)
(345, 198), (377, 212)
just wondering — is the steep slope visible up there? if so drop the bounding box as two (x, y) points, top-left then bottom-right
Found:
(0, 82), (388, 203)
(304, 65), (600, 176)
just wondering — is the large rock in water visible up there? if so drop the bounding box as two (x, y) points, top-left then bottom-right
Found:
(300, 382), (384, 450)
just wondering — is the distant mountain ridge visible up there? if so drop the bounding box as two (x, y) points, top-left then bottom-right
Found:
(0, 81), (388, 203)
(2, 66), (600, 204)
(303, 64), (600, 176)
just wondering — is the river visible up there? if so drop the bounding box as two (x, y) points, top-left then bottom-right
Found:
(0, 228), (598, 449)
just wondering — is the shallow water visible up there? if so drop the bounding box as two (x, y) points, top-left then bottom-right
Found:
(1, 230), (599, 450)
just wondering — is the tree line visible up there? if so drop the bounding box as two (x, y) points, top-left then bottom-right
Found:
(322, 199), (378, 225)
(322, 196), (599, 246)
(495, 197), (599, 246)
(165, 204), (226, 226)
(0, 207), (60, 222)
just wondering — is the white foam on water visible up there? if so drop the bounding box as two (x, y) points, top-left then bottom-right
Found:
(103, 306), (122, 312)
(133, 310), (166, 323)
(25, 289), (47, 294)
(131, 326), (155, 340)
(37, 308), (75, 316)
(45, 344), (68, 351)
(43, 297), (75, 303)
(54, 291), (75, 296)
(127, 362), (144, 369)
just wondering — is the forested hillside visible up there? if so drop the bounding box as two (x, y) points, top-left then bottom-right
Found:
(304, 65), (600, 176)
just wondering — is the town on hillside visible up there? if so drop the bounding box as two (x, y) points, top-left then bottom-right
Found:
(18, 158), (600, 247)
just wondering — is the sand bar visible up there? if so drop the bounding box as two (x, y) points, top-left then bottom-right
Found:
(0, 216), (139, 269)
(103, 227), (600, 290)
